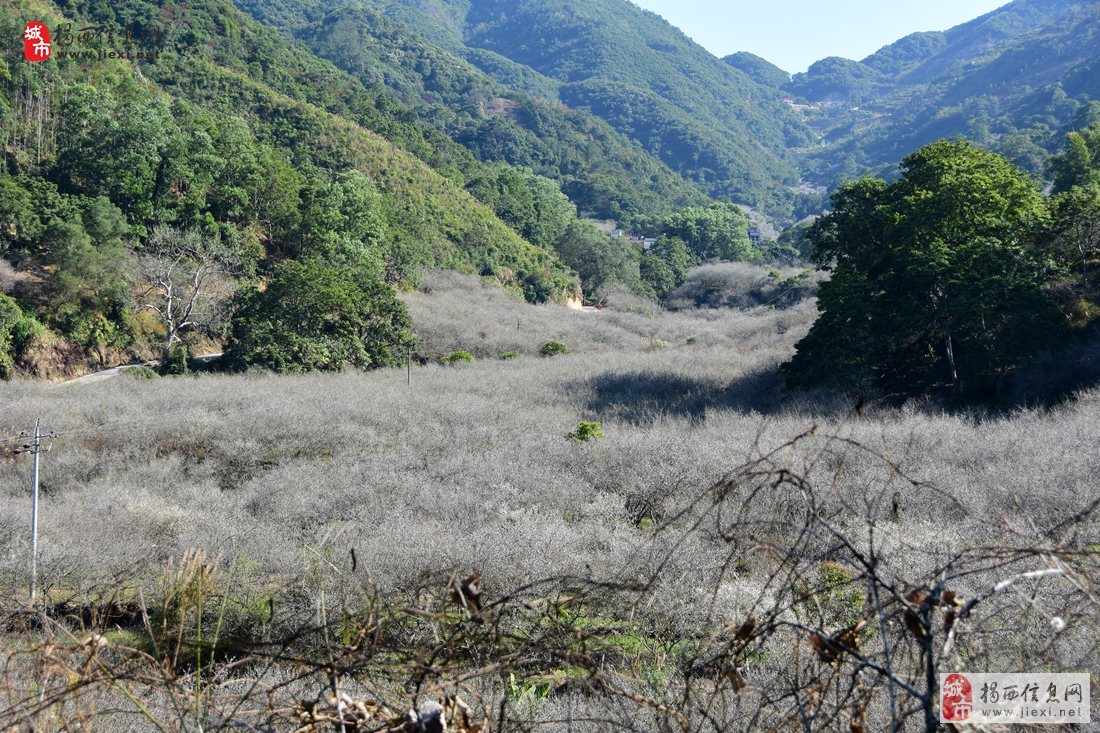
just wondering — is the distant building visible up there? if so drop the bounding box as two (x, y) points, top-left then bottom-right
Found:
(748, 227), (763, 246)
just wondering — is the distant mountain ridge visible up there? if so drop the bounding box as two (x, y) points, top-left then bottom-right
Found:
(450, 0), (816, 216)
(234, 0), (1100, 224)
(769, 0), (1100, 184)
(296, 0), (1100, 216)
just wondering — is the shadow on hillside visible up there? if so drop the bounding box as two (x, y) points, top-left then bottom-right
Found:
(580, 366), (805, 424)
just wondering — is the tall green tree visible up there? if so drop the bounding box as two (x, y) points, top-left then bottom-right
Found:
(466, 166), (577, 249)
(0, 177), (42, 255)
(286, 170), (388, 267)
(56, 87), (180, 225)
(553, 220), (644, 296)
(1046, 119), (1100, 284)
(639, 255), (675, 298)
(661, 204), (756, 262)
(648, 236), (696, 283)
(784, 140), (1056, 398)
(1048, 188), (1100, 284)
(1049, 124), (1100, 194)
(45, 197), (135, 349)
(640, 235), (695, 297)
(223, 260), (413, 372)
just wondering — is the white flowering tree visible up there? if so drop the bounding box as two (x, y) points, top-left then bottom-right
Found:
(136, 226), (239, 365)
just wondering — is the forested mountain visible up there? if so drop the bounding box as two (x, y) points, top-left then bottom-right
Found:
(3, 0), (583, 282)
(240, 0), (1100, 219)
(261, 0), (817, 219)
(782, 0), (1100, 184)
(232, 0), (710, 222)
(251, 0), (1100, 220)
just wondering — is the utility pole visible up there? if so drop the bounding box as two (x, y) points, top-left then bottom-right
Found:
(13, 418), (59, 604)
(407, 347), (412, 386)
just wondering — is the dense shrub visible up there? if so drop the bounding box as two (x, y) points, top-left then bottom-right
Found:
(160, 346), (191, 376)
(0, 293), (42, 378)
(539, 340), (571, 357)
(444, 350), (475, 364)
(122, 365), (160, 380)
(566, 420), (604, 442)
(224, 261), (413, 373)
(665, 263), (824, 311)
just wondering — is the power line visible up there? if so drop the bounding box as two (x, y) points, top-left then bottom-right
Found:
(1, 415), (191, 445)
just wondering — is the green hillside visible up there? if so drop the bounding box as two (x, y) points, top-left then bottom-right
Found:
(286, 3), (710, 220)
(722, 52), (791, 89)
(0, 0), (578, 377)
(340, 0), (815, 218)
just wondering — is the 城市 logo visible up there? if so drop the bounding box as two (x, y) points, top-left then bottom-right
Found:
(23, 21), (52, 62)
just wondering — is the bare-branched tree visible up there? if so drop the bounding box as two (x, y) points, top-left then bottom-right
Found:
(136, 226), (240, 364)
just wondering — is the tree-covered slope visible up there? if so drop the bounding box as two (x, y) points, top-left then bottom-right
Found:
(860, 32), (948, 78)
(898, 0), (1085, 85)
(235, 0), (1100, 215)
(278, 2), (710, 221)
(342, 0), (815, 218)
(52, 0), (576, 286)
(721, 52), (790, 90)
(0, 0), (579, 377)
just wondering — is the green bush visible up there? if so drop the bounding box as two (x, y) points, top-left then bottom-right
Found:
(539, 340), (570, 357)
(444, 350), (475, 364)
(0, 294), (41, 379)
(499, 350), (520, 360)
(224, 260), (413, 373)
(819, 561), (866, 627)
(123, 365), (160, 380)
(161, 346), (190, 376)
(566, 420), (604, 442)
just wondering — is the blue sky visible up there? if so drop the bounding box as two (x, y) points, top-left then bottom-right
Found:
(631, 0), (1009, 73)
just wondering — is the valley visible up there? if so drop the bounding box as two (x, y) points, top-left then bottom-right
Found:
(1, 0), (1099, 729)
